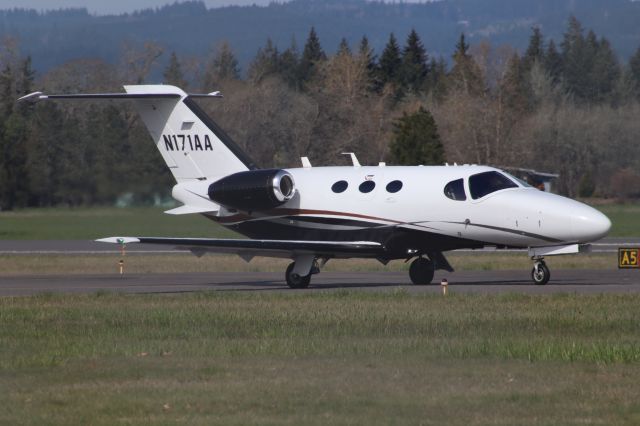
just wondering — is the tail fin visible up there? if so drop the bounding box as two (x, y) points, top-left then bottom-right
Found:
(19, 85), (257, 182)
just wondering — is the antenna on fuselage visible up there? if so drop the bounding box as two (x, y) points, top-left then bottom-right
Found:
(341, 152), (361, 167)
(301, 157), (312, 168)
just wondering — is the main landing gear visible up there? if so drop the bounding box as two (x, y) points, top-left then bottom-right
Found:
(531, 258), (550, 285)
(408, 253), (453, 285)
(285, 255), (440, 288)
(285, 256), (322, 289)
(285, 262), (311, 289)
(409, 257), (435, 285)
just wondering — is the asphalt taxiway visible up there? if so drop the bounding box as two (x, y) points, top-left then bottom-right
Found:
(0, 238), (637, 296)
(0, 269), (638, 296)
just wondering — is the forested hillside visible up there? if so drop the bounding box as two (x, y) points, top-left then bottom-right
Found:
(1, 0), (640, 73)
(1, 15), (640, 209)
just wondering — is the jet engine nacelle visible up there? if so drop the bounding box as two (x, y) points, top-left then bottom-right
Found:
(208, 169), (296, 211)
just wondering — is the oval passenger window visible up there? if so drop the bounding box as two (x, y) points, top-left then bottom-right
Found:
(386, 180), (403, 193)
(331, 180), (348, 193)
(359, 181), (376, 193)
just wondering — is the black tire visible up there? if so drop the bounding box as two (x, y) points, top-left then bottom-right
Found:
(285, 262), (311, 289)
(409, 257), (435, 285)
(531, 262), (550, 285)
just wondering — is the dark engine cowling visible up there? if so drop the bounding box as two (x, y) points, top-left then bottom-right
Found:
(208, 169), (296, 211)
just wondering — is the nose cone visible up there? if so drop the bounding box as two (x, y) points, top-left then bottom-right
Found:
(571, 205), (611, 242)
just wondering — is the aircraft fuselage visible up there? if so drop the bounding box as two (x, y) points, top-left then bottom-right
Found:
(198, 165), (610, 260)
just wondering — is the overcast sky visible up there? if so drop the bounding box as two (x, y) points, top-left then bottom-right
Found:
(0, 0), (277, 14)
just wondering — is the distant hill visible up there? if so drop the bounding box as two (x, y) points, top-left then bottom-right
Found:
(1, 0), (639, 76)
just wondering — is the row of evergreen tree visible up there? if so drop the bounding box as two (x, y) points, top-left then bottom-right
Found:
(164, 17), (640, 105)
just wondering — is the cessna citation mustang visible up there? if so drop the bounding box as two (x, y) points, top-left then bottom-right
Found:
(19, 85), (611, 288)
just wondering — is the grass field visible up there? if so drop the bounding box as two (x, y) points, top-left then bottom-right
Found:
(0, 202), (637, 240)
(597, 203), (640, 238)
(0, 207), (235, 240)
(1, 291), (639, 425)
(0, 206), (637, 424)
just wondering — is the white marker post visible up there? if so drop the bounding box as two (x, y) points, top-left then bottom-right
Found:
(441, 278), (449, 296)
(118, 238), (126, 275)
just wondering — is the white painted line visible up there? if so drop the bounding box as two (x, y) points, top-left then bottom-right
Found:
(592, 243), (639, 246)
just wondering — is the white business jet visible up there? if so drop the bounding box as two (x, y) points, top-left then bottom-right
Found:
(19, 85), (611, 288)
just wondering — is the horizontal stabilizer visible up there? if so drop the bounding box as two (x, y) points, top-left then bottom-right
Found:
(17, 85), (253, 182)
(164, 205), (219, 215)
(18, 90), (222, 103)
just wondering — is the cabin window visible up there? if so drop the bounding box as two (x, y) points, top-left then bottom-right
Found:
(331, 180), (348, 193)
(444, 178), (466, 201)
(469, 171), (518, 199)
(359, 180), (376, 193)
(386, 180), (403, 193)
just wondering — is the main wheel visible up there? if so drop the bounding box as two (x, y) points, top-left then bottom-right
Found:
(409, 257), (435, 285)
(285, 262), (311, 289)
(531, 261), (550, 285)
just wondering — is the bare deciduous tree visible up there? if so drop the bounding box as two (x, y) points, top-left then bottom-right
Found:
(119, 41), (164, 85)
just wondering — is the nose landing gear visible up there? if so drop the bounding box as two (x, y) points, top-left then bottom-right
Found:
(531, 259), (550, 285)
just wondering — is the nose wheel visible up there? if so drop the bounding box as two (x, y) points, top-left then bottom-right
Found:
(531, 260), (550, 285)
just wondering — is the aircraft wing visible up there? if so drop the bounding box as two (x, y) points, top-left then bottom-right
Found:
(96, 237), (384, 259)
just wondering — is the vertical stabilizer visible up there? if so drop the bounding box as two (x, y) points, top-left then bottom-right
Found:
(124, 85), (256, 182)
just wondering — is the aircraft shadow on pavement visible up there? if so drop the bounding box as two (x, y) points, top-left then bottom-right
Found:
(202, 278), (543, 291)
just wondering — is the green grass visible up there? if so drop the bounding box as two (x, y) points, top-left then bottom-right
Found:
(0, 203), (637, 240)
(1, 291), (639, 424)
(598, 202), (640, 237)
(0, 207), (236, 240)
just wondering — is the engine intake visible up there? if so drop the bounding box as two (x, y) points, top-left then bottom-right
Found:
(208, 169), (296, 211)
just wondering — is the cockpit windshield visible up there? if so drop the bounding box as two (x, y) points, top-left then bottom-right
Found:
(469, 171), (519, 199)
(502, 172), (533, 188)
